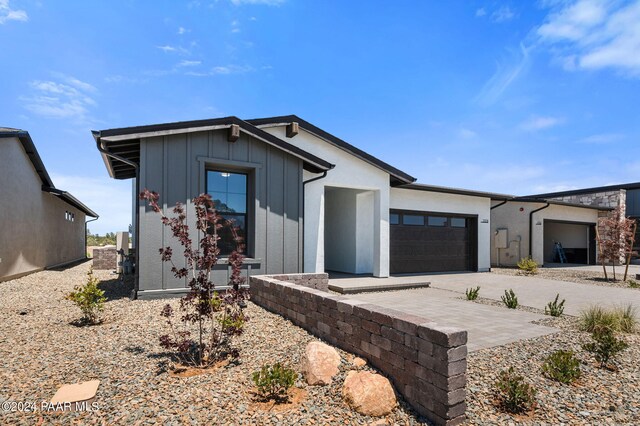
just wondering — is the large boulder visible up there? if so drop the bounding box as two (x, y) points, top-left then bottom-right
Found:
(343, 371), (397, 417)
(301, 341), (341, 385)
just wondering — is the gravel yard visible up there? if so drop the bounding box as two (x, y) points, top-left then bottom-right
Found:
(0, 262), (425, 425)
(2, 262), (639, 425)
(466, 314), (640, 425)
(492, 267), (640, 290)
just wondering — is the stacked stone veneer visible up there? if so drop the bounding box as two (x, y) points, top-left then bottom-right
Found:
(92, 247), (117, 270)
(550, 189), (626, 214)
(250, 273), (467, 426)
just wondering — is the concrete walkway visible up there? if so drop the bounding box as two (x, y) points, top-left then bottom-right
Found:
(426, 272), (640, 316)
(347, 287), (557, 352)
(328, 273), (431, 294)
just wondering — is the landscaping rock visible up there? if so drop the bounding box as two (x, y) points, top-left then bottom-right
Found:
(343, 371), (397, 417)
(301, 341), (341, 385)
(353, 357), (367, 368)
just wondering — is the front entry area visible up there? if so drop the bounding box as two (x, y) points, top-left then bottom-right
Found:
(390, 209), (478, 274)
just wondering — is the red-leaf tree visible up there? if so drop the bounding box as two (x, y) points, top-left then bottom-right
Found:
(140, 189), (249, 368)
(597, 205), (636, 281)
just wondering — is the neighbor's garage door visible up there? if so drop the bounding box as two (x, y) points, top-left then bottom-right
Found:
(390, 210), (477, 274)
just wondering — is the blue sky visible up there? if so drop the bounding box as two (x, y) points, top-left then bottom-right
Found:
(1, 0), (639, 234)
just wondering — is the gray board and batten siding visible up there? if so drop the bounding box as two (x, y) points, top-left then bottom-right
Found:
(137, 129), (305, 297)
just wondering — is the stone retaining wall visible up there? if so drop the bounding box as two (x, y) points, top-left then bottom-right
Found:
(92, 247), (117, 270)
(267, 273), (329, 291)
(250, 273), (467, 426)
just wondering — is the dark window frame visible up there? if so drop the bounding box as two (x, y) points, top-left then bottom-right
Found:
(206, 169), (250, 257)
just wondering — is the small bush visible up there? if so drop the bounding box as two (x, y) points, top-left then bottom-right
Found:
(545, 294), (565, 317)
(495, 367), (536, 414)
(465, 286), (480, 300)
(583, 327), (628, 369)
(517, 257), (538, 275)
(502, 289), (518, 309)
(542, 350), (581, 384)
(65, 267), (106, 325)
(628, 279), (639, 288)
(580, 305), (637, 333)
(252, 363), (298, 401)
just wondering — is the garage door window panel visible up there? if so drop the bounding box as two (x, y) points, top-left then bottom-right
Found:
(428, 216), (447, 227)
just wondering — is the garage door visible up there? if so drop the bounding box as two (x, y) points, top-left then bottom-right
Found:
(390, 210), (477, 274)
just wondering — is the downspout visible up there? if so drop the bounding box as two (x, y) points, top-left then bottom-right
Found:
(529, 203), (550, 259)
(85, 216), (99, 259)
(302, 170), (330, 273)
(95, 135), (141, 300)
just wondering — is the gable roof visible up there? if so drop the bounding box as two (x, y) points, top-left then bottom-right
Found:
(0, 128), (98, 217)
(246, 115), (416, 186)
(94, 116), (335, 179)
(527, 182), (640, 199)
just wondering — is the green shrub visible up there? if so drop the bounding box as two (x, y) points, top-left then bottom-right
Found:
(465, 286), (480, 301)
(545, 294), (565, 317)
(580, 305), (637, 333)
(65, 267), (106, 325)
(502, 289), (518, 309)
(628, 279), (639, 288)
(542, 350), (581, 384)
(583, 327), (628, 369)
(495, 367), (536, 414)
(252, 363), (298, 401)
(517, 257), (538, 275)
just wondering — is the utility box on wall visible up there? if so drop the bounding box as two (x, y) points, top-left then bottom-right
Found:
(495, 229), (508, 249)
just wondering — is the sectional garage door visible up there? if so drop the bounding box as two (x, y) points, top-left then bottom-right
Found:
(390, 210), (477, 274)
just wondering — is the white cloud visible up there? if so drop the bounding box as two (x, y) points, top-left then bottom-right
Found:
(0, 0), (28, 24)
(50, 173), (132, 235)
(177, 60), (201, 67)
(229, 0), (285, 5)
(177, 26), (189, 35)
(476, 8), (487, 17)
(492, 6), (516, 22)
(22, 75), (97, 122)
(520, 115), (564, 131)
(537, 0), (640, 76)
(212, 65), (254, 74)
(579, 132), (625, 143)
(475, 43), (531, 106)
(156, 45), (190, 54)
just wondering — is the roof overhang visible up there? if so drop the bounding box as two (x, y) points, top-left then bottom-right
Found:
(398, 183), (512, 199)
(500, 197), (613, 211)
(94, 116), (334, 180)
(42, 186), (99, 217)
(1, 129), (98, 218)
(247, 115), (416, 186)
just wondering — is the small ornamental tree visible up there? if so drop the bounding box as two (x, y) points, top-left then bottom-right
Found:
(597, 206), (636, 281)
(140, 189), (249, 368)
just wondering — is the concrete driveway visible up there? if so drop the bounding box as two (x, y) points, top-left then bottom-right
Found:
(426, 272), (640, 316)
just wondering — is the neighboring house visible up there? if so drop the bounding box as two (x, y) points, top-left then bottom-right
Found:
(528, 183), (640, 258)
(490, 197), (609, 267)
(0, 128), (98, 282)
(94, 115), (496, 298)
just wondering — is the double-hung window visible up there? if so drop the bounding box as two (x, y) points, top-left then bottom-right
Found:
(206, 170), (248, 255)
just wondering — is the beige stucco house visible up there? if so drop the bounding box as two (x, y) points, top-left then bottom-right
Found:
(0, 128), (98, 282)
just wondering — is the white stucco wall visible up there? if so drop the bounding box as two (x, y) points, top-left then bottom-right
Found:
(261, 126), (391, 277)
(490, 201), (599, 266)
(390, 188), (492, 272)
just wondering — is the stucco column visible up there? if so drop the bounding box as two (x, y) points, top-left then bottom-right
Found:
(373, 188), (390, 277)
(304, 183), (325, 273)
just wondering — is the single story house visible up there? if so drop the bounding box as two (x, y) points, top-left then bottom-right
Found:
(490, 197), (609, 267)
(528, 182), (640, 258)
(0, 128), (98, 282)
(94, 115), (497, 298)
